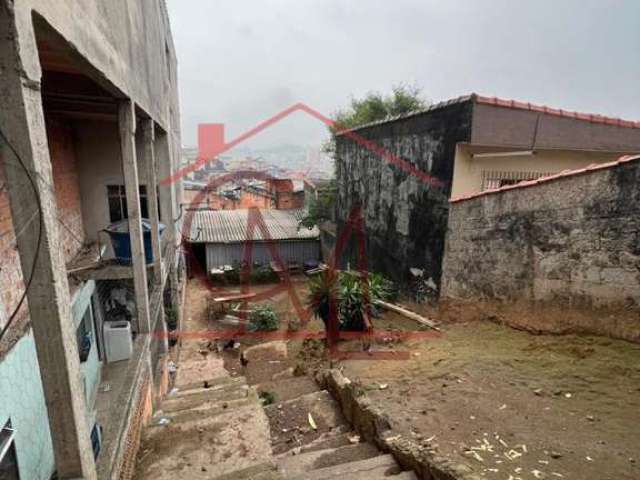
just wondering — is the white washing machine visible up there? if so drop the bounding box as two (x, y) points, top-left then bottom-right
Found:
(103, 321), (133, 363)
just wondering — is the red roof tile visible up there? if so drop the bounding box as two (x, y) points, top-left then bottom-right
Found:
(450, 155), (640, 204)
(475, 94), (640, 130)
(337, 93), (640, 135)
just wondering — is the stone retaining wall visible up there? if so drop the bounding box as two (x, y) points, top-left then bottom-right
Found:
(441, 157), (640, 341)
(320, 369), (482, 480)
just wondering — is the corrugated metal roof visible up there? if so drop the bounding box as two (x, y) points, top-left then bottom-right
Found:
(187, 208), (319, 243)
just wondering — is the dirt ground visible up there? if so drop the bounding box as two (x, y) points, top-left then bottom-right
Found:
(178, 275), (324, 383)
(342, 321), (640, 480)
(179, 276), (640, 480)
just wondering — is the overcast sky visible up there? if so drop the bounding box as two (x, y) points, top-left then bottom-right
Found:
(167, 0), (640, 149)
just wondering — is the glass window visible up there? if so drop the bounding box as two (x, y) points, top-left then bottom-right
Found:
(76, 307), (93, 363)
(107, 185), (149, 222)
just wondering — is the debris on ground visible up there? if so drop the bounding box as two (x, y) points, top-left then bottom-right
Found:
(308, 412), (317, 430)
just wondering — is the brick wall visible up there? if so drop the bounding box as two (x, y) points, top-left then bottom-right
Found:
(115, 372), (153, 480)
(441, 158), (640, 341)
(276, 190), (305, 210)
(46, 117), (85, 261)
(0, 162), (26, 329)
(0, 115), (85, 334)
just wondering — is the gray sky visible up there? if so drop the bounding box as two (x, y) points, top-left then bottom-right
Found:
(167, 0), (640, 149)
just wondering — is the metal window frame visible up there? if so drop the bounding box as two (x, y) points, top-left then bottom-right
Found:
(0, 422), (16, 465)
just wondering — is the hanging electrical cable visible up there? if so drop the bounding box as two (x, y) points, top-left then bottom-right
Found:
(0, 126), (44, 343)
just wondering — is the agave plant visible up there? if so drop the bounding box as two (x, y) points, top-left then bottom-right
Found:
(306, 268), (340, 331)
(306, 269), (393, 333)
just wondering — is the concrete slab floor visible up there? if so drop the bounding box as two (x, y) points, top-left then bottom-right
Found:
(95, 336), (146, 477)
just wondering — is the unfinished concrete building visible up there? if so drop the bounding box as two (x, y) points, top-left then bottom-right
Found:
(0, 1), (182, 479)
(334, 94), (640, 288)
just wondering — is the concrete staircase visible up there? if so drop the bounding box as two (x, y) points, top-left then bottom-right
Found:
(134, 356), (273, 480)
(263, 375), (417, 480)
(134, 353), (416, 480)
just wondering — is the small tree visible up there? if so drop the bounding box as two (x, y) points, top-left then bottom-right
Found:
(326, 85), (428, 152)
(299, 181), (336, 230)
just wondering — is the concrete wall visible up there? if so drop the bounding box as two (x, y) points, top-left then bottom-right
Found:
(441, 158), (640, 341)
(14, 0), (178, 133)
(71, 280), (100, 411)
(74, 119), (157, 243)
(0, 332), (54, 480)
(451, 145), (626, 198)
(0, 281), (98, 480)
(334, 102), (472, 286)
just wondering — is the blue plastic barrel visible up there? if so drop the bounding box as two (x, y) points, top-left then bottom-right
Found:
(105, 219), (166, 264)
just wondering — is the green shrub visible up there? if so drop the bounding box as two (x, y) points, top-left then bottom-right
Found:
(165, 306), (178, 331)
(221, 263), (278, 285)
(248, 305), (279, 332)
(306, 269), (394, 332)
(251, 264), (278, 284)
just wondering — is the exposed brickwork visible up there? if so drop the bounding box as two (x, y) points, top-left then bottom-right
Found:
(0, 159), (26, 329)
(116, 372), (153, 480)
(46, 116), (85, 262)
(275, 190), (305, 209)
(0, 115), (85, 337)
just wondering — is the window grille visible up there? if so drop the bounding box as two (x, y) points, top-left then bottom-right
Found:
(481, 171), (555, 191)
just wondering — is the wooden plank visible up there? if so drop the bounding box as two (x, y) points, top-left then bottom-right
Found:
(212, 292), (256, 303)
(374, 300), (440, 331)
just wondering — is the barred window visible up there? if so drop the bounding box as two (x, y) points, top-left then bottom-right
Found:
(481, 171), (555, 191)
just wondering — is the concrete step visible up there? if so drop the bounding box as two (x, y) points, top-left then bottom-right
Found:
(210, 462), (283, 480)
(161, 384), (252, 413)
(136, 402), (273, 480)
(391, 471), (419, 480)
(176, 372), (246, 392)
(154, 396), (255, 426)
(287, 454), (401, 480)
(144, 400), (260, 441)
(265, 390), (347, 455)
(276, 442), (380, 477)
(170, 375), (247, 398)
(290, 425), (354, 455)
(174, 356), (228, 389)
(256, 375), (321, 403)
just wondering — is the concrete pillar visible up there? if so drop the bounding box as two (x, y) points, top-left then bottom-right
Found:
(155, 128), (176, 252)
(140, 120), (168, 353)
(140, 119), (162, 285)
(0, 6), (97, 479)
(118, 101), (151, 334)
(156, 127), (180, 340)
